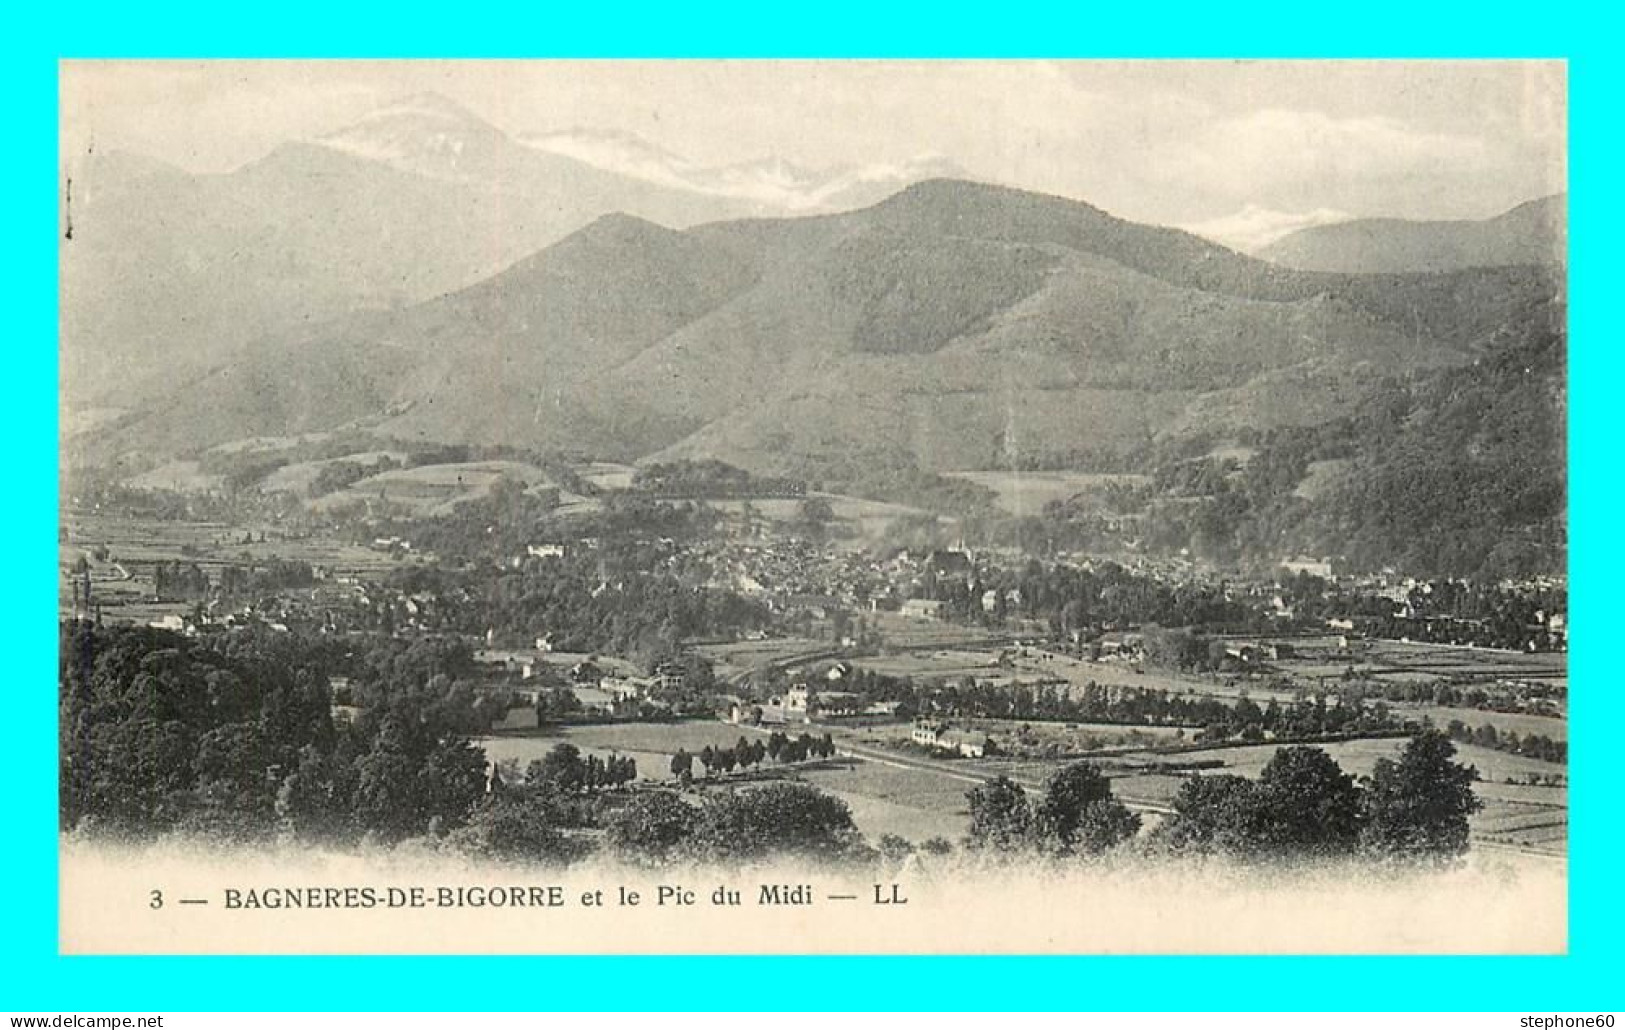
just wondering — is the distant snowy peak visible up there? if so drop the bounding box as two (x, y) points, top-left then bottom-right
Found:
(1182, 204), (1355, 254)
(352, 91), (491, 127)
(313, 96), (966, 214)
(519, 127), (966, 213)
(316, 92), (509, 176)
(517, 127), (709, 191)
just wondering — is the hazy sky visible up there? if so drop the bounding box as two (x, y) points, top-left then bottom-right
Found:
(61, 59), (1566, 228)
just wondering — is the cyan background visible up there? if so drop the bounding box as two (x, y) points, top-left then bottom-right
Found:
(4, 2), (1614, 1010)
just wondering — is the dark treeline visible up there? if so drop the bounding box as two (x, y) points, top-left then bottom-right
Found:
(61, 620), (498, 844)
(964, 325), (1565, 583)
(375, 478), (722, 561)
(913, 558), (1254, 634)
(61, 619), (1498, 869)
(58, 618), (869, 867)
(666, 732), (837, 783)
(383, 551), (770, 671)
(918, 554), (1564, 655)
(1157, 735), (1483, 861)
(762, 662), (1556, 763)
(631, 459), (806, 499)
(306, 455), (401, 499)
(966, 763), (1141, 856)
(970, 733), (1483, 864)
(498, 742), (637, 793)
(154, 558), (316, 602)
(775, 663), (1405, 743)
(1443, 718), (1566, 765)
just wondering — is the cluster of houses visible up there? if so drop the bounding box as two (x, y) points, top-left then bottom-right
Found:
(502, 542), (567, 570)
(676, 536), (986, 625)
(472, 647), (689, 729)
(722, 684), (902, 726)
(721, 662), (902, 726)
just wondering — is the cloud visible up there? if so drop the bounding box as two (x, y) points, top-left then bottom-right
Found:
(1181, 203), (1355, 253)
(58, 62), (1563, 226)
(1154, 108), (1496, 202)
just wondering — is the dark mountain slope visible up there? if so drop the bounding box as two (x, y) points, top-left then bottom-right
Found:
(81, 178), (1565, 531)
(1259, 194), (1567, 273)
(59, 103), (768, 411)
(1309, 322), (1567, 577)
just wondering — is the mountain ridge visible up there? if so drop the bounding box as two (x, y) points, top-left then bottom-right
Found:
(69, 177), (1565, 489)
(1259, 194), (1567, 273)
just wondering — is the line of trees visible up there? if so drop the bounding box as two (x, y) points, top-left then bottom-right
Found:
(858, 670), (1408, 743)
(507, 742), (637, 792)
(668, 731), (837, 783)
(1158, 734), (1482, 862)
(152, 558), (317, 603)
(966, 733), (1484, 865)
(1442, 719), (1566, 765)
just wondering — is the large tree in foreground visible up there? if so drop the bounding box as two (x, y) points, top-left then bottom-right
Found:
(604, 791), (699, 866)
(1250, 745), (1364, 856)
(966, 776), (1034, 852)
(685, 782), (864, 863)
(1162, 746), (1362, 859)
(1360, 731), (1482, 862)
(1034, 762), (1141, 856)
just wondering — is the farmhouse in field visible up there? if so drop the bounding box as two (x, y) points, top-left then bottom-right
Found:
(571, 686), (617, 716)
(598, 675), (650, 703)
(1280, 555), (1334, 579)
(727, 683), (866, 726)
(910, 719), (991, 758)
(901, 597), (945, 620)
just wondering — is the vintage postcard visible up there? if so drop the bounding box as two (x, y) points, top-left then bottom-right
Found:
(57, 59), (1567, 954)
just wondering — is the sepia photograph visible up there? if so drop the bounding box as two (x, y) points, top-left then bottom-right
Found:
(55, 59), (1568, 955)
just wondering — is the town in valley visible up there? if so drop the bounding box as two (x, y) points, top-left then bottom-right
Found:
(58, 62), (1567, 880)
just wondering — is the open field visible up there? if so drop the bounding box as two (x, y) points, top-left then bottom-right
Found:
(477, 737), (670, 784)
(1117, 737), (1563, 784)
(312, 460), (573, 516)
(852, 648), (1010, 680)
(943, 470), (1151, 519)
(867, 612), (1012, 649)
(494, 713), (1564, 853)
(477, 721), (764, 787)
(63, 514), (405, 575)
(1358, 639), (1566, 681)
(708, 492), (942, 547)
(574, 462), (636, 491)
(1219, 634), (1565, 688)
(480, 720), (971, 842)
(1016, 647), (1300, 705)
(126, 460), (225, 493)
(1131, 737), (1411, 778)
(529, 720), (766, 757)
(60, 512), (415, 621)
(259, 451), (409, 496)
(204, 433), (332, 455)
(690, 636), (835, 681)
(793, 758), (971, 842)
(837, 718), (1189, 755)
(1393, 704), (1566, 741)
